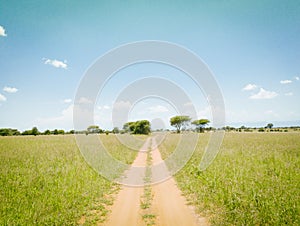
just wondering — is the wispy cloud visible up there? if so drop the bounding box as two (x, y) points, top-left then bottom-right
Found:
(280, 80), (292, 84)
(285, 92), (293, 96)
(63, 98), (72, 103)
(3, 86), (18, 93)
(43, 58), (68, 69)
(78, 97), (92, 104)
(0, 25), (7, 37)
(242, 84), (257, 91)
(0, 93), (7, 102)
(295, 76), (299, 81)
(97, 105), (111, 110)
(250, 88), (278, 99)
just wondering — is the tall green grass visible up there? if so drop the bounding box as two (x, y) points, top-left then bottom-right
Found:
(160, 132), (300, 225)
(0, 135), (138, 225)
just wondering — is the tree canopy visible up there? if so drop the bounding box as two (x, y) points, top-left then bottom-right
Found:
(170, 115), (191, 133)
(192, 119), (210, 132)
(87, 125), (103, 134)
(123, 120), (151, 135)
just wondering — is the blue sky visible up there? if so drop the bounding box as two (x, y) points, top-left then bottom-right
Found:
(0, 0), (300, 131)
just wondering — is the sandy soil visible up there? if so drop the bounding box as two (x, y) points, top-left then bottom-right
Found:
(102, 137), (209, 226)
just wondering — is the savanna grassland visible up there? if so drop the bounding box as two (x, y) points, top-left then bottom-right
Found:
(0, 135), (138, 225)
(160, 132), (300, 225)
(1, 132), (299, 225)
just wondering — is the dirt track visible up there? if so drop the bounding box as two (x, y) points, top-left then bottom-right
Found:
(102, 137), (209, 226)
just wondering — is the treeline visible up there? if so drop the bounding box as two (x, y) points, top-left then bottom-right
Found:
(222, 125), (300, 132)
(1, 118), (299, 137)
(86, 120), (151, 135)
(0, 120), (151, 137)
(0, 127), (75, 136)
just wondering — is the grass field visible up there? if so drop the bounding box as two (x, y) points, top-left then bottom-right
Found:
(1, 132), (299, 225)
(160, 132), (300, 225)
(0, 135), (138, 225)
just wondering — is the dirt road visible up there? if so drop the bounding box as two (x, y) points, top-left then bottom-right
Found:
(102, 137), (209, 226)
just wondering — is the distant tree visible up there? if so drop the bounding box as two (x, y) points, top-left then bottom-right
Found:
(133, 120), (150, 135)
(122, 120), (151, 135)
(112, 127), (120, 134)
(31, 127), (39, 136)
(52, 129), (59, 135)
(69, 130), (75, 134)
(223, 126), (236, 132)
(191, 119), (210, 133)
(57, 129), (65, 135)
(43, 130), (51, 135)
(87, 125), (102, 134)
(0, 128), (20, 136)
(266, 123), (274, 129)
(22, 130), (32, 135)
(123, 122), (136, 133)
(170, 115), (191, 133)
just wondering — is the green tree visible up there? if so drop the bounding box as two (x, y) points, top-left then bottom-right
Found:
(57, 130), (65, 135)
(31, 127), (39, 136)
(0, 128), (20, 136)
(122, 120), (151, 135)
(112, 127), (120, 134)
(170, 115), (191, 133)
(22, 130), (32, 135)
(266, 123), (274, 129)
(123, 122), (136, 133)
(192, 119), (210, 133)
(87, 125), (102, 134)
(133, 120), (150, 135)
(43, 130), (51, 135)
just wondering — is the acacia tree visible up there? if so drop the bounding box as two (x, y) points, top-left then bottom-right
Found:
(266, 123), (274, 129)
(192, 119), (210, 133)
(170, 115), (191, 133)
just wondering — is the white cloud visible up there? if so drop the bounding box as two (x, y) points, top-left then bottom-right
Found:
(0, 93), (7, 101)
(295, 76), (299, 81)
(285, 92), (293, 96)
(0, 25), (7, 37)
(250, 88), (278, 99)
(280, 80), (292, 84)
(243, 84), (257, 91)
(43, 58), (68, 69)
(78, 97), (93, 104)
(63, 98), (72, 103)
(103, 105), (110, 110)
(3, 86), (18, 93)
(148, 105), (169, 113)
